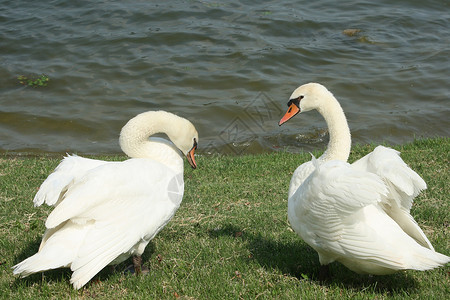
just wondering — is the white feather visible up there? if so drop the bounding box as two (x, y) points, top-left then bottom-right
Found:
(33, 155), (107, 207)
(352, 145), (432, 250)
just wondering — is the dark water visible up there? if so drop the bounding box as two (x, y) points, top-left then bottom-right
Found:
(1, 0), (449, 156)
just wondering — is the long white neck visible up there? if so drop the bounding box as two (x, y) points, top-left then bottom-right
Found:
(317, 95), (351, 162)
(119, 111), (184, 171)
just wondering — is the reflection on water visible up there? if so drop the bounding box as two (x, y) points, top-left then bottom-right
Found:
(0, 0), (449, 156)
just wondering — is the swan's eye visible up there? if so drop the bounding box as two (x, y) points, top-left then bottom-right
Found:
(298, 95), (304, 100)
(287, 97), (302, 108)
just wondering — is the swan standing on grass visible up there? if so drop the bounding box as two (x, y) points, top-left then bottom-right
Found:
(279, 83), (449, 276)
(13, 111), (198, 289)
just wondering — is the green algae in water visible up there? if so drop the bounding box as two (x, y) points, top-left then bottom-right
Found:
(17, 74), (49, 88)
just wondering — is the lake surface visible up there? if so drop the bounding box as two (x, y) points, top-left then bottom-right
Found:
(1, 0), (449, 156)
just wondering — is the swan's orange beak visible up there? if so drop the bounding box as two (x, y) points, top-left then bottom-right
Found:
(186, 140), (197, 169)
(279, 103), (300, 126)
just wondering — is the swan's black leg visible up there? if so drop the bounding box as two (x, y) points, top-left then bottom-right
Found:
(124, 255), (149, 275)
(133, 255), (142, 275)
(318, 264), (330, 281)
(132, 255), (149, 275)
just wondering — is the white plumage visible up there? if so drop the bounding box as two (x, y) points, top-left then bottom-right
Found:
(279, 83), (449, 275)
(13, 111), (198, 289)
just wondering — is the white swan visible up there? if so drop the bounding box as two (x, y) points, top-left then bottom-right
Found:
(279, 83), (449, 276)
(13, 110), (198, 289)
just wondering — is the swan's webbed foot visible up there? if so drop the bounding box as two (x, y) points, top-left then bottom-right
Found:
(124, 255), (149, 275)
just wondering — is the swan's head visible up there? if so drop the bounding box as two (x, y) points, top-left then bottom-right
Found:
(119, 111), (199, 169)
(168, 119), (199, 169)
(279, 82), (332, 125)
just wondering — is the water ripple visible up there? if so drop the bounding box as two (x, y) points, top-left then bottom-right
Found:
(0, 0), (449, 155)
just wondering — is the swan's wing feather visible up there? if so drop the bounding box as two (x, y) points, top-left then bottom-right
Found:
(33, 155), (107, 207)
(68, 220), (139, 289)
(351, 146), (432, 249)
(288, 161), (315, 199)
(69, 175), (181, 289)
(292, 160), (388, 242)
(312, 160), (388, 215)
(45, 159), (179, 228)
(319, 205), (449, 272)
(330, 212), (411, 270)
(352, 146), (426, 209)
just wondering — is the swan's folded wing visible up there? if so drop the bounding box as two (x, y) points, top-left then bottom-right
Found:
(292, 160), (388, 242)
(351, 146), (432, 249)
(33, 155), (107, 207)
(44, 159), (180, 228)
(288, 160), (315, 199)
(319, 204), (448, 273)
(69, 199), (177, 289)
(331, 207), (422, 271)
(311, 160), (387, 215)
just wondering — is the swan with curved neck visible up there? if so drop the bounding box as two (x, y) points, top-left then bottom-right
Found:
(279, 83), (449, 276)
(279, 82), (351, 162)
(13, 110), (199, 289)
(120, 110), (198, 170)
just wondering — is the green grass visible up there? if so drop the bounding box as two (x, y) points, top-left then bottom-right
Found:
(0, 138), (449, 299)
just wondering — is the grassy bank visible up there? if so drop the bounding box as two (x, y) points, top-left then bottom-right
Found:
(0, 138), (448, 299)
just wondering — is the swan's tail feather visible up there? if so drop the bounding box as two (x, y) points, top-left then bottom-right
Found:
(12, 252), (70, 277)
(408, 249), (450, 271)
(70, 248), (121, 289)
(12, 225), (80, 278)
(70, 258), (109, 290)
